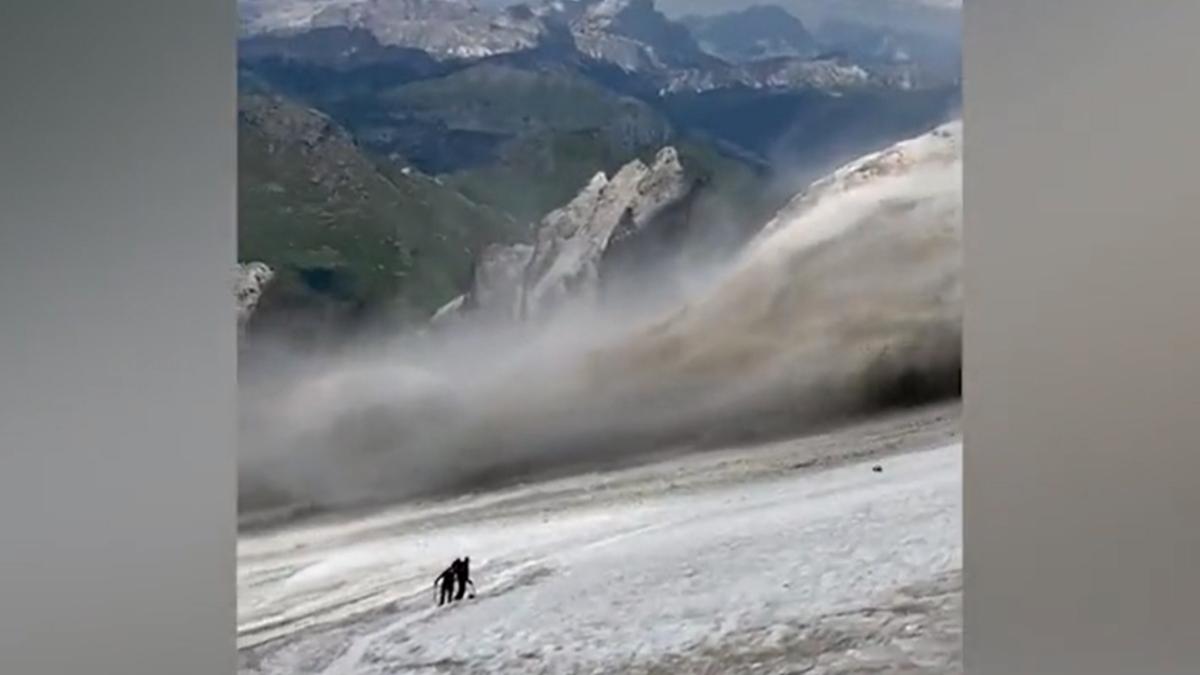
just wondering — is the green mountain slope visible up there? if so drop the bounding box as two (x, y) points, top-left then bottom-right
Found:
(238, 91), (520, 332)
(392, 62), (776, 228)
(247, 59), (675, 225)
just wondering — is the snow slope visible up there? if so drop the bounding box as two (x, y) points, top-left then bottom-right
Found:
(238, 406), (961, 674)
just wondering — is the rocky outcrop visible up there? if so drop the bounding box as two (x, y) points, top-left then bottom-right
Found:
(239, 0), (704, 72)
(443, 145), (692, 325)
(239, 0), (950, 95)
(236, 262), (275, 332)
(522, 146), (689, 318)
(466, 243), (536, 320)
(569, 0), (716, 72)
(681, 6), (820, 64)
(240, 0), (549, 60)
(433, 242), (536, 326)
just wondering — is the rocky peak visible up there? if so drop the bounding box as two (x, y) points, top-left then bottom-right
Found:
(548, 0), (711, 72)
(438, 145), (691, 324)
(581, 0), (654, 23)
(241, 0), (550, 60)
(681, 5), (819, 64)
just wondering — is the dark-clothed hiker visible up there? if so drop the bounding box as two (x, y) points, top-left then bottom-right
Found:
(454, 556), (475, 600)
(435, 559), (459, 606)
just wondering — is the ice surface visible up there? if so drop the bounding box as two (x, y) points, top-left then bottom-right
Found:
(239, 410), (961, 674)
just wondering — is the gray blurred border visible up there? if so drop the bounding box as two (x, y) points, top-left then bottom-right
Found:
(0, 1), (235, 674)
(4, 0), (1200, 673)
(965, 1), (1200, 673)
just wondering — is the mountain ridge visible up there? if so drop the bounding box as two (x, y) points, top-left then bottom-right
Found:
(235, 0), (960, 338)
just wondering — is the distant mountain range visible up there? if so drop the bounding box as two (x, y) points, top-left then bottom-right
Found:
(239, 0), (958, 90)
(680, 5), (820, 63)
(236, 0), (960, 341)
(658, 0), (960, 40)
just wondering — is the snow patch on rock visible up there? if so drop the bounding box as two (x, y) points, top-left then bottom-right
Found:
(236, 262), (275, 331)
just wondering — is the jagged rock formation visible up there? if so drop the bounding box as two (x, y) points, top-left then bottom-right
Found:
(658, 55), (911, 95)
(567, 0), (716, 72)
(438, 145), (692, 324)
(238, 0), (937, 93)
(741, 56), (879, 90)
(239, 0), (550, 59)
(522, 145), (689, 317)
(236, 262), (275, 332)
(240, 0), (704, 72)
(235, 0), (960, 334)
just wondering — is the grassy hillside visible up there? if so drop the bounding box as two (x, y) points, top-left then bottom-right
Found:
(444, 129), (657, 226)
(238, 91), (520, 332)
(391, 62), (681, 224)
(243, 58), (680, 224)
(381, 62), (668, 137)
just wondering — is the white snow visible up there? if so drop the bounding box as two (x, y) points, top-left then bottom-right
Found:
(239, 433), (961, 674)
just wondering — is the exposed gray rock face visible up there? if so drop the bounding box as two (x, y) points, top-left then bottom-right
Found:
(239, 0), (703, 70)
(659, 55), (921, 95)
(239, 0), (549, 59)
(680, 5), (820, 64)
(444, 146), (691, 324)
(522, 146), (688, 319)
(467, 243), (535, 319)
(568, 0), (716, 72)
(238, 0), (939, 94)
(523, 142), (691, 319)
(743, 56), (876, 90)
(236, 262), (275, 332)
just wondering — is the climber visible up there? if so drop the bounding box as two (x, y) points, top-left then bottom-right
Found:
(434, 559), (459, 606)
(454, 556), (476, 600)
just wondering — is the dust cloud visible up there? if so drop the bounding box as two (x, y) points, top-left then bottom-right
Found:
(238, 123), (962, 518)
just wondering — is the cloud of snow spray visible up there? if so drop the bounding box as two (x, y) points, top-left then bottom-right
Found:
(238, 122), (962, 517)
